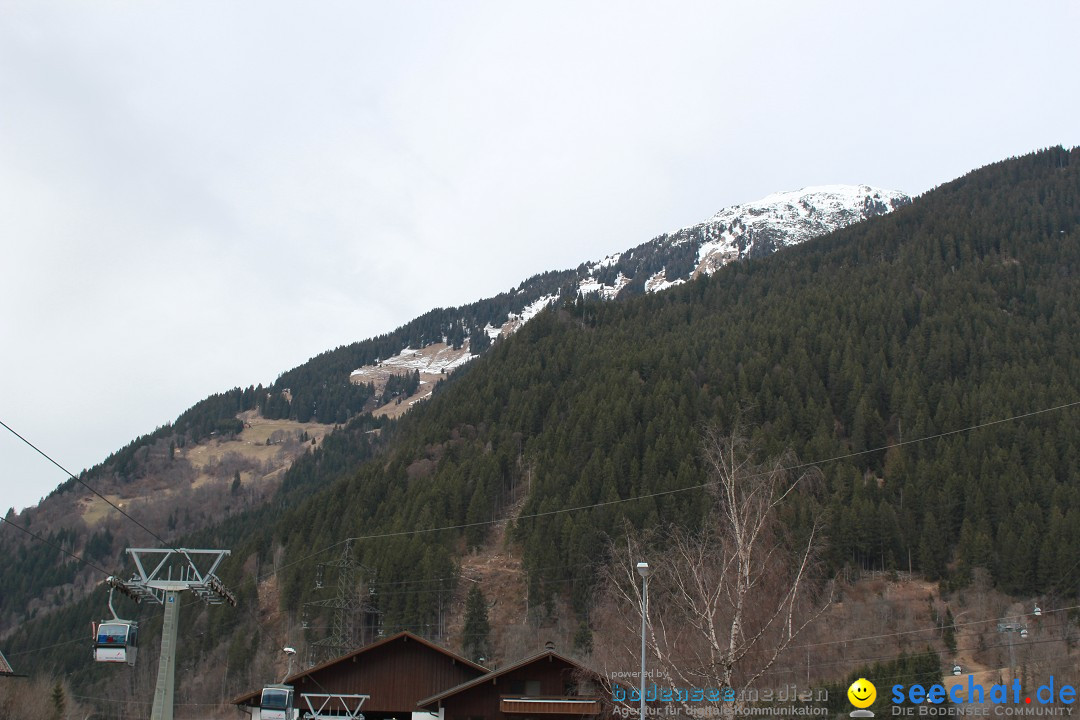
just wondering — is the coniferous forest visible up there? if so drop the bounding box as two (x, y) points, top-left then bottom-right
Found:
(3, 146), (1080, 698)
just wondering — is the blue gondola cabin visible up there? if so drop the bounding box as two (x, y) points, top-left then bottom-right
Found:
(93, 621), (138, 666)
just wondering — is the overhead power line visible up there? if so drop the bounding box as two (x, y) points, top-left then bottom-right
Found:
(0, 514), (111, 576)
(265, 398), (1080, 577)
(0, 418), (183, 557)
(5, 399), (1080, 672)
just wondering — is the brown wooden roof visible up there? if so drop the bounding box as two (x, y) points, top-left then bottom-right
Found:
(417, 649), (602, 709)
(232, 631), (487, 711)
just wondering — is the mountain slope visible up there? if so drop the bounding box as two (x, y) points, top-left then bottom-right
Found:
(0, 183), (907, 662)
(6, 182), (906, 561)
(276, 146), (1079, 610)
(242, 146), (1080, 634)
(7, 148), (1080, 713)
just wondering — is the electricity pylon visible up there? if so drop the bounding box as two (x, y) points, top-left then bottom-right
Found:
(304, 539), (379, 665)
(110, 548), (236, 720)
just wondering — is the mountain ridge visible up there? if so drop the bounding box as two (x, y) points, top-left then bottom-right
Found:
(2, 180), (909, 635)
(4, 147), (1079, 714)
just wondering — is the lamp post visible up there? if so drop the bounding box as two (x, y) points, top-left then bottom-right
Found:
(283, 646), (296, 682)
(636, 562), (653, 720)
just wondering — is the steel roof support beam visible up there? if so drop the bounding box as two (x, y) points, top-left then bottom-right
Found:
(301, 692), (370, 720)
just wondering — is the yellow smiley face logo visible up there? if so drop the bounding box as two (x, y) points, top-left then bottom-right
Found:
(848, 678), (877, 709)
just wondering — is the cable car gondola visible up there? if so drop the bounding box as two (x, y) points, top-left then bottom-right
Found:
(93, 621), (138, 665)
(92, 585), (138, 666)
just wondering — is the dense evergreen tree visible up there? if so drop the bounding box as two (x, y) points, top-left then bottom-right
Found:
(50, 681), (65, 720)
(463, 585), (491, 663)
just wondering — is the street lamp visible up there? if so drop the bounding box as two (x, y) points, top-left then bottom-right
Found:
(283, 646), (296, 682)
(636, 562), (653, 720)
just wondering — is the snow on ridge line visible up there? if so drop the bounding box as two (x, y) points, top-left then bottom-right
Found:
(573, 183), (908, 298)
(595, 252), (622, 269)
(691, 184), (909, 269)
(691, 184), (908, 230)
(751, 183), (900, 208)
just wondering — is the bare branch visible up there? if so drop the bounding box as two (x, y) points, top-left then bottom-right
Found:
(594, 428), (830, 709)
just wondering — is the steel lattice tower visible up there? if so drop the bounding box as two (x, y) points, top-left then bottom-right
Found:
(305, 539), (379, 665)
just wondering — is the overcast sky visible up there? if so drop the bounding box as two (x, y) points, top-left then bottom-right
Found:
(2, 1), (1078, 514)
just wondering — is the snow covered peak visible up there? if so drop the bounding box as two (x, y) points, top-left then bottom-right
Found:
(698, 184), (907, 233)
(689, 184), (910, 274)
(714, 184), (904, 222)
(576, 184), (910, 297)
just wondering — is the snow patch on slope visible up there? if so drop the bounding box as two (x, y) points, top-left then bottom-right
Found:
(498, 293), (560, 335)
(350, 342), (474, 385)
(645, 270), (685, 293)
(578, 273), (631, 300)
(516, 293), (559, 323)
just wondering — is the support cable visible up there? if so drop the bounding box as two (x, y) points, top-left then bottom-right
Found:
(0, 418), (177, 550)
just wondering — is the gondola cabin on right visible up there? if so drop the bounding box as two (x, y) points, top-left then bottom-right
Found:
(92, 620), (138, 666)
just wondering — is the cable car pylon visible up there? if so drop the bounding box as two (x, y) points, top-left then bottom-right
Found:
(107, 548), (236, 720)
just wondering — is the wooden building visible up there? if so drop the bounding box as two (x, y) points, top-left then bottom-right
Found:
(233, 636), (613, 720)
(0, 648), (17, 677)
(232, 632), (487, 719)
(417, 649), (610, 720)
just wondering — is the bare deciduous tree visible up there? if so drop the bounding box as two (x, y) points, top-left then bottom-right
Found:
(594, 429), (831, 711)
